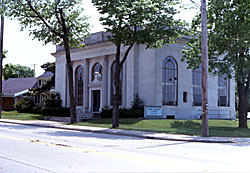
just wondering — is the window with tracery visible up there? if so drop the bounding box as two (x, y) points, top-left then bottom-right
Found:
(162, 57), (178, 106)
(192, 66), (202, 106)
(218, 74), (230, 106)
(75, 66), (84, 106)
(92, 63), (102, 81)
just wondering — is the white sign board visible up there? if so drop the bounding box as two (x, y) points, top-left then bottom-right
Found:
(146, 107), (162, 116)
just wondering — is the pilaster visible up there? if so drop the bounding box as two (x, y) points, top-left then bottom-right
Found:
(83, 59), (89, 112)
(102, 56), (109, 107)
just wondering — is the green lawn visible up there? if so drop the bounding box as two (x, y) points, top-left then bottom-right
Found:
(2, 111), (250, 137)
(77, 118), (250, 137)
(2, 111), (44, 120)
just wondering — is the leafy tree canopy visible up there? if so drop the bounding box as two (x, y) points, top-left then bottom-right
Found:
(4, 0), (90, 123)
(182, 0), (250, 78)
(93, 0), (186, 49)
(4, 0), (89, 47)
(92, 0), (186, 128)
(182, 0), (250, 128)
(3, 63), (35, 80)
(41, 62), (55, 73)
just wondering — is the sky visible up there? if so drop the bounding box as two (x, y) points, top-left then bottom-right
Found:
(3, 0), (200, 77)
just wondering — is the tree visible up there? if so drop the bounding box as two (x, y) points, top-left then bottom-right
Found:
(41, 62), (55, 87)
(0, 0), (4, 119)
(92, 0), (185, 128)
(182, 0), (250, 128)
(30, 62), (55, 95)
(3, 63), (35, 80)
(5, 0), (89, 123)
(41, 62), (55, 73)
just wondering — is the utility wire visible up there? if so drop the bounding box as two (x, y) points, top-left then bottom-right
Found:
(189, 0), (206, 11)
(190, 0), (201, 9)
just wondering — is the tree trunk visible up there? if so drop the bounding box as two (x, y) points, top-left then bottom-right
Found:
(63, 37), (77, 123)
(237, 79), (248, 128)
(65, 49), (77, 124)
(0, 3), (4, 119)
(112, 45), (121, 128)
(60, 9), (77, 124)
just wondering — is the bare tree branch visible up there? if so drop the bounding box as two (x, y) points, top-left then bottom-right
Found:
(55, 0), (63, 26)
(25, 0), (62, 37)
(120, 43), (134, 67)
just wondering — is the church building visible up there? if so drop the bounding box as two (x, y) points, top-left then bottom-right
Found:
(53, 32), (236, 120)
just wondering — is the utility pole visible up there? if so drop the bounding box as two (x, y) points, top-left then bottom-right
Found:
(0, 0), (4, 119)
(201, 0), (209, 137)
(31, 64), (38, 77)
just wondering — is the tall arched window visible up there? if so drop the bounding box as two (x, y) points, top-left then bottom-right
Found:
(92, 63), (102, 81)
(162, 57), (178, 106)
(111, 61), (122, 105)
(218, 74), (230, 106)
(192, 66), (202, 106)
(75, 66), (84, 106)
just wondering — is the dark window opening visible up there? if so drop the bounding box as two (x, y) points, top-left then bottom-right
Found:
(183, 92), (187, 103)
(93, 90), (100, 112)
(166, 115), (175, 119)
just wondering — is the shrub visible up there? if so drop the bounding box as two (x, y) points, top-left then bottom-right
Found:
(44, 93), (62, 107)
(130, 93), (144, 118)
(131, 93), (144, 110)
(100, 94), (144, 118)
(55, 107), (70, 117)
(33, 106), (42, 114)
(100, 107), (112, 118)
(15, 97), (35, 113)
(119, 108), (134, 118)
(100, 107), (144, 118)
(41, 107), (55, 116)
(41, 107), (70, 117)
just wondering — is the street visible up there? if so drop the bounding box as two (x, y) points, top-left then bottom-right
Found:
(0, 122), (249, 172)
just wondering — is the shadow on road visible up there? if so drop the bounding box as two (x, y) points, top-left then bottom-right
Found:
(36, 130), (147, 141)
(0, 123), (43, 130)
(1, 122), (250, 146)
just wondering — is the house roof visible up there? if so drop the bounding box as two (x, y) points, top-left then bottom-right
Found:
(36, 71), (54, 79)
(2, 78), (37, 96)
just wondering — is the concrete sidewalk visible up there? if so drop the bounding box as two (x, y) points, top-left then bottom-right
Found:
(0, 119), (250, 144)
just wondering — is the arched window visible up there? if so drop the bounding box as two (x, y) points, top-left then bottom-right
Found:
(218, 74), (230, 106)
(92, 63), (102, 81)
(111, 61), (122, 105)
(75, 66), (84, 106)
(192, 66), (202, 106)
(162, 57), (178, 106)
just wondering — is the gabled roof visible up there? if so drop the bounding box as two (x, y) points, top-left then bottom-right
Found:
(36, 71), (54, 79)
(2, 78), (37, 96)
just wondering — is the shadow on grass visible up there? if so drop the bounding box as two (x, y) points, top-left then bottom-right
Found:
(209, 126), (250, 137)
(83, 118), (142, 125)
(170, 120), (201, 129)
(2, 115), (44, 121)
(31, 115), (44, 120)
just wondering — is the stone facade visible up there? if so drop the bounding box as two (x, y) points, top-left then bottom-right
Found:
(53, 32), (236, 120)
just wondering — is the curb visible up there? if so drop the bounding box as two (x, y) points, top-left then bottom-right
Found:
(0, 120), (235, 144)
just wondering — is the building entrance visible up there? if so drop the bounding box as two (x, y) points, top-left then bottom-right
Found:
(92, 90), (100, 112)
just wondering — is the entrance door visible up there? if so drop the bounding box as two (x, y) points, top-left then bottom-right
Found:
(92, 90), (100, 112)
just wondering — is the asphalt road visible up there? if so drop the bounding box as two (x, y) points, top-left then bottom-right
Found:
(0, 122), (249, 173)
